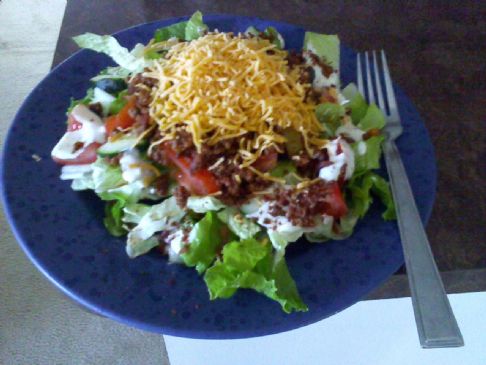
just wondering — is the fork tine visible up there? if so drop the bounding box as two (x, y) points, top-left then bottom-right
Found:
(364, 52), (375, 105)
(381, 50), (398, 117)
(356, 53), (364, 95)
(372, 51), (386, 112)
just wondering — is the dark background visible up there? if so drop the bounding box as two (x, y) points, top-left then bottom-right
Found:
(52, 0), (486, 298)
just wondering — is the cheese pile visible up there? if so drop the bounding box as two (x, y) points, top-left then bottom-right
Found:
(146, 32), (327, 167)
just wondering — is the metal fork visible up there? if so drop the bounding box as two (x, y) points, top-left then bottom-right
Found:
(357, 51), (464, 348)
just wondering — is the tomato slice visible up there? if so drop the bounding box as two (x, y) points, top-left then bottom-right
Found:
(324, 182), (348, 218)
(252, 149), (278, 172)
(52, 142), (101, 165)
(163, 144), (220, 195)
(105, 98), (136, 135)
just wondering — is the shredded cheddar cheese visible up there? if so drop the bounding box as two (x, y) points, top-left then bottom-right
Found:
(145, 32), (327, 168)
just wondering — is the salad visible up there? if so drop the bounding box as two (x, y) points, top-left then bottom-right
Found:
(51, 12), (395, 313)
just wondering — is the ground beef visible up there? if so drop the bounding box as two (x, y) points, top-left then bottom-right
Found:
(152, 174), (170, 196)
(299, 66), (314, 84)
(168, 130), (196, 157)
(293, 147), (331, 178)
(266, 180), (339, 227)
(148, 130), (271, 205)
(211, 160), (271, 205)
(287, 50), (305, 67)
(126, 73), (158, 132)
(304, 51), (334, 77)
(174, 185), (190, 208)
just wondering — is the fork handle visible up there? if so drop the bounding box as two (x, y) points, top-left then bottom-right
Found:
(383, 139), (464, 348)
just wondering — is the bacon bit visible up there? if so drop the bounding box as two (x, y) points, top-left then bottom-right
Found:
(363, 128), (381, 140)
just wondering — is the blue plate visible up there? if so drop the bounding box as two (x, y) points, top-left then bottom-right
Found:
(0, 15), (436, 339)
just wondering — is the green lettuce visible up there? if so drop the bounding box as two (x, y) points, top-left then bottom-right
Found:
(305, 214), (358, 242)
(303, 32), (340, 70)
(186, 196), (226, 213)
(73, 34), (148, 73)
(352, 135), (385, 175)
(204, 238), (308, 313)
(246, 26), (285, 49)
(103, 200), (126, 236)
(347, 172), (396, 220)
(109, 90), (128, 115)
(358, 103), (386, 131)
(217, 208), (261, 239)
(67, 88), (94, 114)
(154, 11), (208, 42)
(342, 83), (367, 123)
(126, 197), (185, 258)
(90, 66), (131, 82)
(182, 212), (223, 274)
(315, 103), (345, 136)
(122, 203), (151, 224)
(91, 158), (126, 194)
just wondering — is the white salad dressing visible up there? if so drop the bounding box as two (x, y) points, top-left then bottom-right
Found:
(303, 52), (339, 90)
(276, 33), (285, 48)
(119, 149), (156, 185)
(336, 121), (365, 142)
(357, 141), (367, 155)
(166, 229), (186, 263)
(51, 104), (106, 160)
(318, 138), (355, 182)
(247, 200), (334, 250)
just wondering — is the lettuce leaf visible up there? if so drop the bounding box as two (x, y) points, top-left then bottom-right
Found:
(126, 197), (185, 258)
(347, 172), (396, 220)
(186, 196), (225, 213)
(305, 214), (358, 242)
(73, 33), (148, 73)
(91, 158), (126, 194)
(182, 212), (223, 274)
(245, 26), (285, 49)
(204, 238), (308, 313)
(315, 103), (345, 136)
(154, 11), (208, 42)
(358, 103), (386, 131)
(103, 200), (126, 236)
(108, 90), (128, 115)
(352, 135), (385, 175)
(303, 32), (340, 70)
(342, 83), (367, 123)
(67, 88), (94, 114)
(122, 203), (151, 224)
(217, 208), (261, 239)
(90, 66), (131, 82)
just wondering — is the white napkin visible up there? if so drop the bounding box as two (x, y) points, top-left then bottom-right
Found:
(165, 292), (485, 365)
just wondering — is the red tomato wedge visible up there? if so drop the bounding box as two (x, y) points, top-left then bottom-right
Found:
(52, 142), (101, 165)
(324, 182), (348, 218)
(105, 98), (136, 135)
(163, 145), (220, 195)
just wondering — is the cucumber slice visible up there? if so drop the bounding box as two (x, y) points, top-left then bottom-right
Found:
(97, 133), (139, 157)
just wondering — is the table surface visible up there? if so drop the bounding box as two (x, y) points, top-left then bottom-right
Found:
(51, 0), (486, 297)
